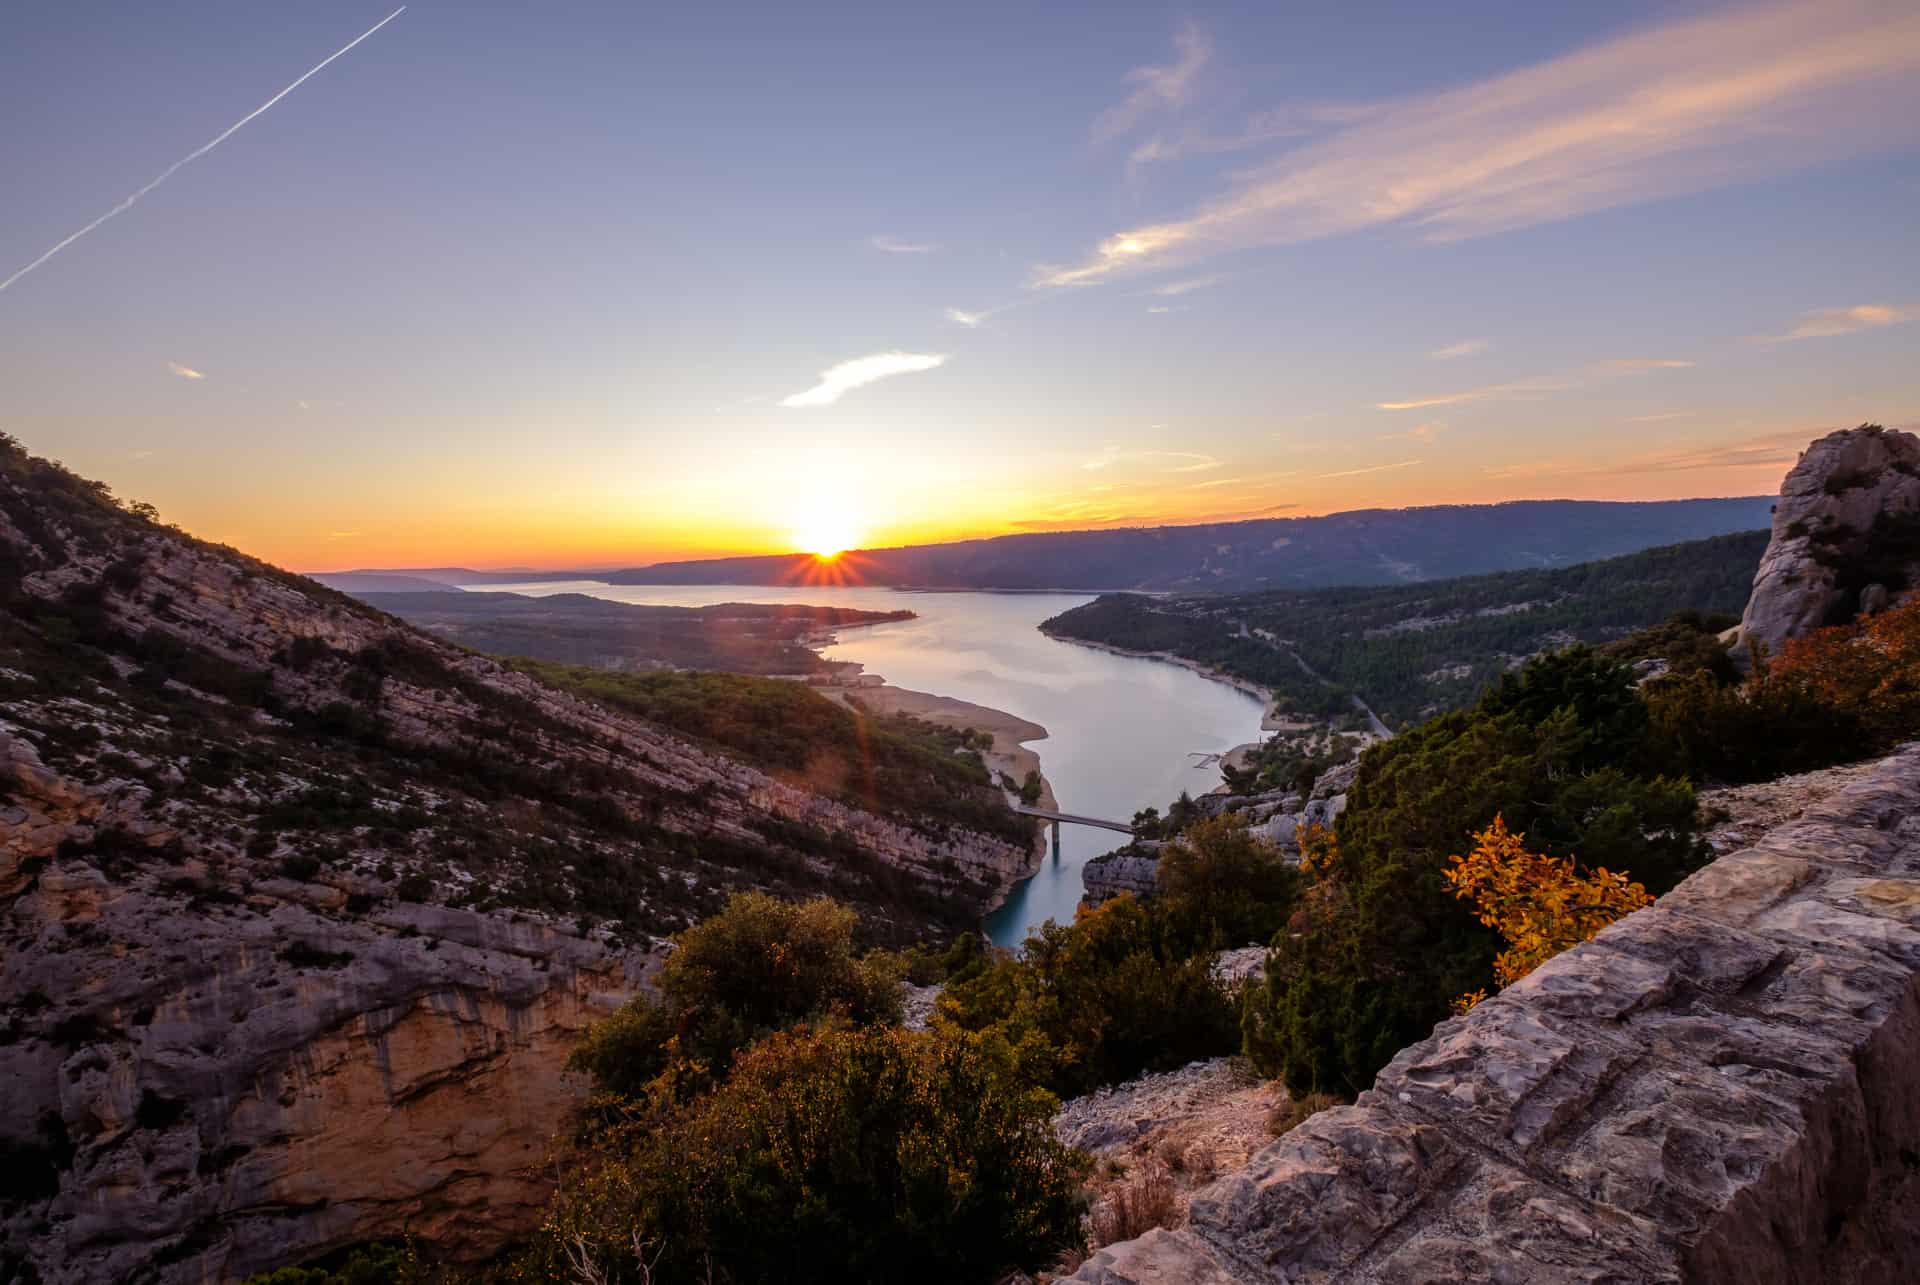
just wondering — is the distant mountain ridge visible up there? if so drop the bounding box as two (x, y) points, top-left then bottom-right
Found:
(334, 497), (1775, 594)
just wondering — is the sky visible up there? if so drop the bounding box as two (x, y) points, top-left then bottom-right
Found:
(2, 0), (1917, 571)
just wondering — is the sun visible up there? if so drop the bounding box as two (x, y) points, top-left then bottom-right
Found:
(791, 513), (861, 560)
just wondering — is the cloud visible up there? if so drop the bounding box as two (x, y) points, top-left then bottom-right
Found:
(780, 352), (947, 407)
(1037, 1), (1920, 287)
(168, 361), (206, 380)
(1625, 411), (1689, 422)
(1380, 420), (1445, 443)
(0, 8), (407, 295)
(1755, 303), (1916, 342)
(1093, 23), (1211, 142)
(1429, 339), (1489, 360)
(1599, 357), (1696, 371)
(1082, 449), (1222, 474)
(1485, 429), (1812, 482)
(945, 307), (987, 327)
(1321, 458), (1425, 479)
(1376, 376), (1570, 411)
(1145, 304), (1187, 315)
(1150, 275), (1223, 297)
(870, 235), (936, 254)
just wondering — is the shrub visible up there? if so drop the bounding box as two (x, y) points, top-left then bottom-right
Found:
(1089, 1161), (1180, 1248)
(937, 896), (1238, 1098)
(568, 892), (902, 1102)
(1242, 648), (1705, 1096)
(1153, 816), (1299, 956)
(1265, 1091), (1343, 1139)
(1444, 815), (1652, 1009)
(524, 1025), (1086, 1285)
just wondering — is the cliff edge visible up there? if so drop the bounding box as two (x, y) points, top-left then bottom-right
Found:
(1072, 740), (1920, 1284)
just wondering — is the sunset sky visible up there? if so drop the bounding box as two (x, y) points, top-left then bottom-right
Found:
(3, 0), (1917, 570)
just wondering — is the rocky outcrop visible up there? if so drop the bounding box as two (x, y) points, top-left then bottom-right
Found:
(1081, 844), (1164, 905)
(1737, 424), (1920, 660)
(1072, 742), (1920, 1283)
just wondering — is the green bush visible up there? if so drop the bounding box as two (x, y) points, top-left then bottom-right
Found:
(1153, 815), (1300, 956)
(523, 1025), (1087, 1285)
(937, 896), (1238, 1098)
(1243, 648), (1706, 1096)
(568, 892), (901, 1102)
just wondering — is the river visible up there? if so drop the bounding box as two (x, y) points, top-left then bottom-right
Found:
(485, 581), (1269, 947)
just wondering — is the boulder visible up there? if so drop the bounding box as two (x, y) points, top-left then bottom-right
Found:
(1736, 424), (1920, 661)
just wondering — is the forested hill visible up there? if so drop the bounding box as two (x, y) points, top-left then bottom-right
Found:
(590, 496), (1772, 592)
(1042, 529), (1770, 728)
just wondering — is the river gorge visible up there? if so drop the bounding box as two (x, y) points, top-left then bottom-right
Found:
(488, 580), (1270, 945)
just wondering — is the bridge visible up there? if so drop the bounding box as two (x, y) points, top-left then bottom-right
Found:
(1012, 803), (1136, 856)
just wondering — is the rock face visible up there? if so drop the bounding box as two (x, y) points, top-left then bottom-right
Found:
(1071, 742), (1920, 1284)
(1737, 424), (1920, 660)
(0, 444), (1036, 1282)
(1080, 844), (1164, 905)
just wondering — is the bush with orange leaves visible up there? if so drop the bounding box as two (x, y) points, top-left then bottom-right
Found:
(1444, 815), (1652, 1013)
(1770, 593), (1920, 746)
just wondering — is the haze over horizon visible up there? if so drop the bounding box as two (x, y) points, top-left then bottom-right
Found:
(4, 0), (1917, 570)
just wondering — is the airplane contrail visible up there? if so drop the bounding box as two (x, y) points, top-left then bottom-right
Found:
(0, 6), (407, 296)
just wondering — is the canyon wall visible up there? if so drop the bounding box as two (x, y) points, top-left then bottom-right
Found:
(1074, 741), (1920, 1284)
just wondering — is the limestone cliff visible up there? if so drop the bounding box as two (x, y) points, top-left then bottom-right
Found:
(1737, 423), (1920, 659)
(0, 440), (1035, 1282)
(1072, 742), (1920, 1283)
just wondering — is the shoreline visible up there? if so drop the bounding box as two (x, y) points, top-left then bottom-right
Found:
(1039, 631), (1287, 733)
(814, 680), (1058, 882)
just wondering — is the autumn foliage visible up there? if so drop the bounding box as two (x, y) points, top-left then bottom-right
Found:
(1444, 815), (1652, 1011)
(1770, 594), (1920, 744)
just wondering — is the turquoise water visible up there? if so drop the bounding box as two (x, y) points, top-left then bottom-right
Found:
(486, 582), (1266, 946)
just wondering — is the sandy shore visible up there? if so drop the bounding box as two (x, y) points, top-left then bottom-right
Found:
(817, 683), (1059, 815)
(1041, 634), (1288, 732)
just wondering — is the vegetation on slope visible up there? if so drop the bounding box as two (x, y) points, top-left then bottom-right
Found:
(1042, 530), (1769, 727)
(511, 662), (1032, 847)
(0, 434), (1019, 946)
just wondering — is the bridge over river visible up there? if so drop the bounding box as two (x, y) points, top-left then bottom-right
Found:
(1012, 803), (1136, 855)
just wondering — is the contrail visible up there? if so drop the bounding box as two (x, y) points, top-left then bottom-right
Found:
(0, 6), (406, 295)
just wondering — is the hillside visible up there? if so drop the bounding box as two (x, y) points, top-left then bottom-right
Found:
(0, 434), (1037, 1281)
(357, 590), (913, 675)
(592, 496), (1771, 592)
(1043, 529), (1769, 728)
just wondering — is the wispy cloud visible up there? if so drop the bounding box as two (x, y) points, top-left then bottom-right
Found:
(1377, 356), (1688, 411)
(780, 352), (946, 408)
(1755, 303), (1915, 342)
(1485, 429), (1812, 482)
(1599, 357), (1695, 371)
(1625, 411), (1689, 422)
(1376, 376), (1569, 411)
(1150, 275), (1223, 297)
(1429, 339), (1489, 361)
(870, 235), (936, 254)
(168, 361), (206, 380)
(1380, 420), (1445, 443)
(1321, 459), (1425, 479)
(945, 307), (987, 327)
(1037, 1), (1920, 287)
(0, 8), (407, 296)
(1145, 305), (1187, 315)
(1082, 449), (1222, 474)
(1093, 23), (1211, 142)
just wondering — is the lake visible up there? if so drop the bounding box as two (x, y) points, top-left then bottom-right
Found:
(486, 581), (1268, 946)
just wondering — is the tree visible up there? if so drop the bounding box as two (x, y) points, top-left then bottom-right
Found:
(936, 896), (1237, 1097)
(524, 1026), (1087, 1285)
(568, 893), (901, 1103)
(1153, 816), (1299, 955)
(1443, 815), (1652, 1011)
